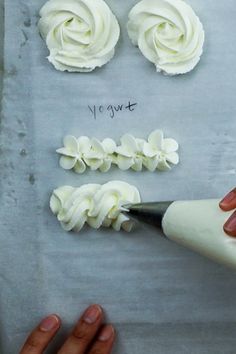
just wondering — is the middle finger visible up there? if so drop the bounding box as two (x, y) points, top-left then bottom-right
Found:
(58, 304), (103, 354)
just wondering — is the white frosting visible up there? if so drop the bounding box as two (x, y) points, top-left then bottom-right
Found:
(56, 135), (117, 173)
(56, 130), (179, 173)
(50, 181), (141, 232)
(38, 0), (120, 72)
(117, 130), (179, 171)
(127, 0), (205, 75)
(163, 200), (236, 269)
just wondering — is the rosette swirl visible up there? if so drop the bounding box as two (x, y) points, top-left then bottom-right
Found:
(50, 181), (141, 232)
(127, 0), (205, 75)
(38, 0), (120, 72)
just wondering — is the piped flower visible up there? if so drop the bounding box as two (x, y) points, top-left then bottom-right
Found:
(143, 130), (179, 171)
(56, 135), (91, 174)
(83, 138), (117, 172)
(56, 130), (180, 173)
(116, 134), (145, 171)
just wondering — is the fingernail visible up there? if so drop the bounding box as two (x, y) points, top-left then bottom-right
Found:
(40, 315), (60, 332)
(220, 188), (236, 211)
(83, 305), (102, 324)
(98, 325), (114, 342)
(224, 211), (236, 237)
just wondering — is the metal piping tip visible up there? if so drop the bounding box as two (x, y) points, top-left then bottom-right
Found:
(123, 201), (173, 229)
(120, 204), (131, 213)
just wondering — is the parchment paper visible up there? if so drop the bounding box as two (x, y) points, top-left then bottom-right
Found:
(1, 0), (236, 353)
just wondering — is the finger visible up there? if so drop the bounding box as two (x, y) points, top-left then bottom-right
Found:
(220, 188), (236, 211)
(20, 314), (61, 354)
(224, 210), (236, 237)
(58, 304), (103, 354)
(88, 325), (115, 354)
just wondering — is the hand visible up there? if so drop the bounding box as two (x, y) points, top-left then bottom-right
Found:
(219, 188), (236, 237)
(20, 305), (115, 354)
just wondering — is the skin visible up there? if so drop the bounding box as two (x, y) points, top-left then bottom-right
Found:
(220, 187), (236, 237)
(20, 189), (236, 353)
(20, 305), (115, 354)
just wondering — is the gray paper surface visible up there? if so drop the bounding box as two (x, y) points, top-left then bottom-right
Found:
(1, 0), (236, 353)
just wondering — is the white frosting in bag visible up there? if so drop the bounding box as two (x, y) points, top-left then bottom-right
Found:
(38, 0), (120, 72)
(127, 0), (205, 75)
(56, 130), (179, 173)
(50, 181), (141, 232)
(162, 200), (236, 269)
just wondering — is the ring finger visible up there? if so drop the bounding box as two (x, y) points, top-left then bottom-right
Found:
(88, 324), (115, 354)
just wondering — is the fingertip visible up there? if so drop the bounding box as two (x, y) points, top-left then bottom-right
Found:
(85, 304), (103, 314)
(220, 200), (232, 212)
(92, 304), (103, 313)
(220, 188), (236, 211)
(20, 315), (61, 353)
(82, 304), (103, 324)
(88, 324), (116, 354)
(39, 314), (61, 332)
(223, 211), (236, 237)
(98, 324), (115, 342)
(57, 305), (104, 353)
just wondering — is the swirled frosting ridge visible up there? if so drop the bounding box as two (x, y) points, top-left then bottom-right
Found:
(127, 0), (204, 75)
(50, 181), (141, 232)
(38, 0), (120, 72)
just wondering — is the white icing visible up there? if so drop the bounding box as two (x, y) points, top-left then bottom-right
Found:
(127, 0), (205, 75)
(83, 138), (117, 172)
(56, 135), (117, 173)
(116, 135), (146, 171)
(38, 0), (120, 72)
(56, 130), (179, 173)
(56, 135), (89, 173)
(50, 181), (141, 232)
(143, 130), (179, 171)
(162, 200), (236, 269)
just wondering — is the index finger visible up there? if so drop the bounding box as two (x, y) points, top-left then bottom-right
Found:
(20, 315), (61, 354)
(219, 188), (236, 211)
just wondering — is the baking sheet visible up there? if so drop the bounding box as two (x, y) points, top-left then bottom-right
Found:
(1, 0), (236, 353)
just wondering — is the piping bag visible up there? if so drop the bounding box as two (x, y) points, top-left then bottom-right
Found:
(123, 199), (236, 269)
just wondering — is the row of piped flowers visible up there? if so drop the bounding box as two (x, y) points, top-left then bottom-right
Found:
(56, 130), (179, 174)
